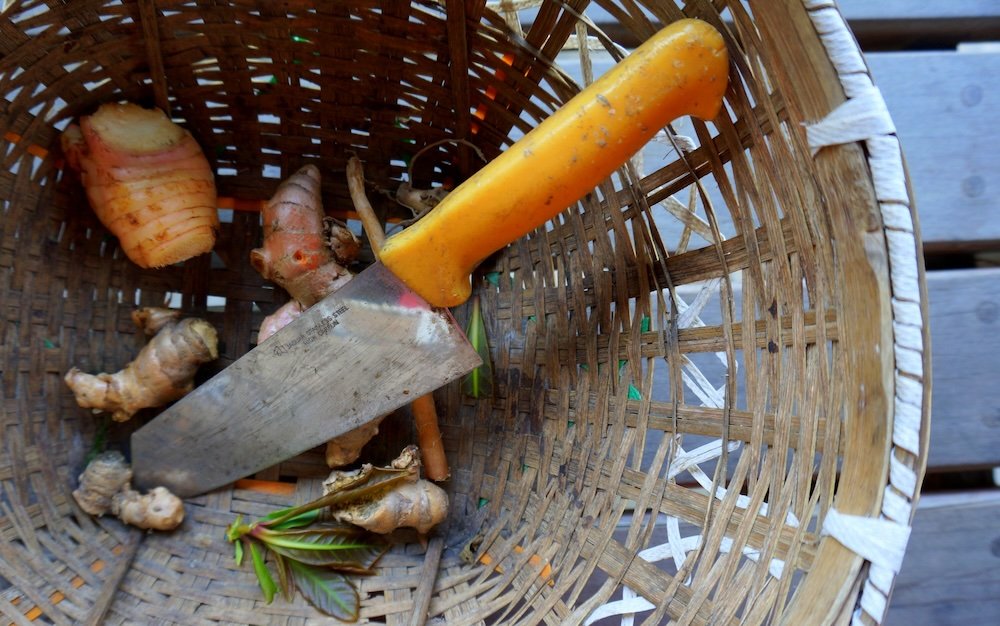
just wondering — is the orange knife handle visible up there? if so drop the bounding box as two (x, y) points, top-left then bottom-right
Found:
(379, 18), (729, 308)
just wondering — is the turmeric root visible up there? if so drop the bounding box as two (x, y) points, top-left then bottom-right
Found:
(73, 451), (184, 531)
(61, 102), (219, 269)
(249, 164), (358, 308)
(323, 446), (448, 534)
(347, 157), (452, 477)
(410, 393), (449, 481)
(64, 307), (218, 422)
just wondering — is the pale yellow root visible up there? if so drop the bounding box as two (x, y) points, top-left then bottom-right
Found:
(331, 480), (448, 535)
(324, 415), (386, 468)
(131, 306), (183, 336)
(323, 446), (447, 534)
(322, 445), (421, 495)
(395, 181), (449, 224)
(73, 451), (185, 531)
(72, 451), (132, 516)
(64, 310), (218, 422)
(112, 486), (185, 531)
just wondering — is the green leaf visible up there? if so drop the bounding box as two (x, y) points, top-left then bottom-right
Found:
(262, 525), (388, 570)
(462, 295), (493, 398)
(287, 560), (359, 622)
(225, 515), (250, 542)
(248, 541), (278, 604)
(234, 539), (244, 566)
(264, 507), (321, 531)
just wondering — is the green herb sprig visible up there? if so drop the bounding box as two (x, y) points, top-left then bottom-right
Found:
(226, 456), (421, 621)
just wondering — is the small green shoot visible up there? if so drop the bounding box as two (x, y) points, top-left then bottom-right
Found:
(463, 294), (493, 398)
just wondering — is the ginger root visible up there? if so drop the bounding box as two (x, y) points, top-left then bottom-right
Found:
(65, 307), (218, 422)
(250, 164), (358, 308)
(73, 451), (184, 531)
(323, 446), (448, 534)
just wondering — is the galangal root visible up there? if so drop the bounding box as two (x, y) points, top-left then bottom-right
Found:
(323, 445), (448, 535)
(61, 102), (219, 269)
(65, 307), (218, 422)
(73, 451), (184, 531)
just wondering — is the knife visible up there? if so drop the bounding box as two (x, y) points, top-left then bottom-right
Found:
(131, 18), (728, 497)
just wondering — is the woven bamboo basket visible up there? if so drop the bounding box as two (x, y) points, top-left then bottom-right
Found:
(0, 0), (930, 624)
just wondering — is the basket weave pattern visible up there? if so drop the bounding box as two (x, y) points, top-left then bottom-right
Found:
(0, 0), (929, 624)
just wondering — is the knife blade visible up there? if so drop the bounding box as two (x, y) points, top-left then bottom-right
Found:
(131, 263), (479, 496)
(130, 18), (728, 497)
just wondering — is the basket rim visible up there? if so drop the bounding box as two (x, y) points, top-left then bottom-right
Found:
(755, 1), (930, 624)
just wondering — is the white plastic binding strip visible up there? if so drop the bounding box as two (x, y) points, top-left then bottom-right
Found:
(803, 3), (926, 625)
(804, 86), (895, 155)
(821, 509), (912, 578)
(821, 508), (913, 625)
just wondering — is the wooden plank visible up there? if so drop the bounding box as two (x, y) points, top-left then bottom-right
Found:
(834, 0), (1000, 48)
(886, 490), (1000, 625)
(867, 51), (1000, 249)
(525, 1), (1000, 25)
(833, 0), (1000, 20)
(552, 2), (1000, 48)
(924, 268), (1000, 469)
